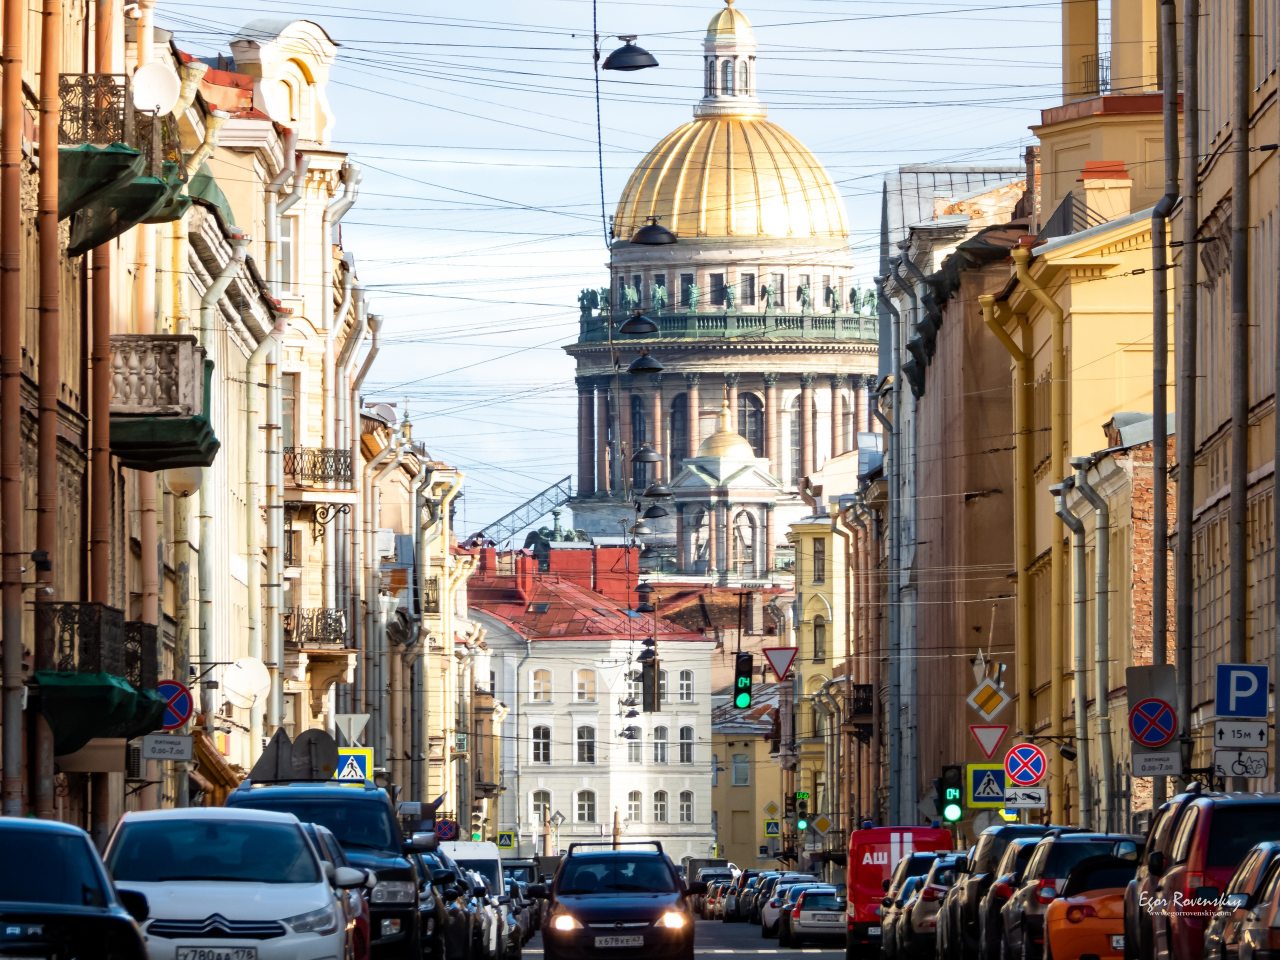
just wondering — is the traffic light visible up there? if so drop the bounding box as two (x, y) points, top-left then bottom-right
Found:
(471, 805), (486, 841)
(796, 798), (809, 832)
(733, 652), (754, 709)
(938, 765), (964, 823)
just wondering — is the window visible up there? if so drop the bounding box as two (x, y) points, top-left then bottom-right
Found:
(679, 726), (694, 764)
(711, 273), (726, 306)
(789, 396), (801, 482)
(627, 671), (643, 701)
(532, 790), (551, 825)
(721, 59), (735, 95)
(670, 393), (689, 462)
(679, 791), (694, 824)
(575, 669), (597, 702)
(678, 670), (694, 702)
(712, 753), (720, 787)
(576, 790), (596, 823)
(577, 725), (596, 764)
(628, 731), (643, 764)
(738, 394), (764, 456)
(772, 273), (786, 308)
(740, 273), (756, 306)
(681, 273), (695, 308)
(653, 726), (669, 764)
(651, 791), (669, 823)
(654, 273), (667, 299)
(532, 725), (551, 764)
(731, 753), (750, 786)
(627, 791), (642, 821)
(813, 539), (826, 583)
(281, 373), (299, 451)
(659, 670), (669, 702)
(531, 669), (551, 702)
(813, 616), (827, 662)
(279, 217), (295, 294)
(706, 59), (715, 96)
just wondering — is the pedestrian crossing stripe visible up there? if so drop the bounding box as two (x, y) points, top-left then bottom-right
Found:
(334, 747), (373, 782)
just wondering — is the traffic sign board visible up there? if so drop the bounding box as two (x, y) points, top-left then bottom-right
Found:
(334, 747), (373, 782)
(141, 733), (193, 761)
(966, 678), (1011, 721)
(763, 648), (798, 681)
(1133, 752), (1180, 777)
(1005, 743), (1047, 787)
(969, 724), (1008, 759)
(436, 819), (458, 841)
(1129, 698), (1177, 749)
(811, 814), (832, 836)
(1215, 664), (1270, 718)
(497, 832), (516, 849)
(1214, 749), (1270, 780)
(763, 800), (780, 817)
(1215, 720), (1269, 748)
(966, 763), (1007, 808)
(157, 679), (193, 731)
(763, 819), (780, 838)
(1003, 788), (1047, 809)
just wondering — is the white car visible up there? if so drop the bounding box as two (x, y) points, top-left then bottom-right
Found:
(104, 806), (368, 960)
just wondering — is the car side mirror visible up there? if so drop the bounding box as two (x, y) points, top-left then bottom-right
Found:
(883, 879), (891, 892)
(1147, 851), (1166, 876)
(882, 897), (892, 908)
(434, 869), (458, 887)
(473, 884), (488, 897)
(333, 866), (367, 890)
(365, 869), (378, 890)
(954, 857), (968, 874)
(321, 860), (336, 880)
(1225, 892), (1250, 909)
(408, 831), (439, 852)
(441, 887), (461, 903)
(118, 888), (149, 924)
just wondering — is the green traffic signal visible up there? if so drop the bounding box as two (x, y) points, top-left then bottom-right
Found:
(471, 831), (483, 841)
(939, 765), (964, 823)
(797, 817), (809, 831)
(734, 689), (751, 708)
(733, 653), (754, 710)
(942, 800), (963, 823)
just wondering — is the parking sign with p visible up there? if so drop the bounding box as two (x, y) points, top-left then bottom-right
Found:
(1215, 664), (1270, 719)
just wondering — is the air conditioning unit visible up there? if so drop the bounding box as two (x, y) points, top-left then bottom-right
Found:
(376, 528), (397, 560)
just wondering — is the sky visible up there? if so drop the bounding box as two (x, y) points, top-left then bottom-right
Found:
(159, 0), (1066, 535)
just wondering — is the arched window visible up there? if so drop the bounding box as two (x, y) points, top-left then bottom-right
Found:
(532, 725), (551, 764)
(577, 725), (596, 764)
(575, 669), (597, 702)
(813, 615), (828, 661)
(628, 729), (643, 763)
(739, 60), (749, 95)
(679, 790), (694, 823)
(532, 790), (551, 825)
(576, 790), (596, 822)
(678, 670), (694, 702)
(530, 669), (551, 702)
(738, 393), (764, 456)
(653, 790), (669, 822)
(670, 393), (689, 463)
(631, 394), (648, 487)
(721, 60), (735, 95)
(679, 726), (695, 764)
(627, 790), (642, 821)
(652, 726), (669, 764)
(706, 59), (716, 96)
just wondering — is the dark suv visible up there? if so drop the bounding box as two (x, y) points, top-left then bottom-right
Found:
(225, 779), (436, 959)
(532, 842), (705, 960)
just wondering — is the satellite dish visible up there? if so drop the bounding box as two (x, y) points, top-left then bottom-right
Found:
(131, 62), (182, 115)
(222, 657), (271, 709)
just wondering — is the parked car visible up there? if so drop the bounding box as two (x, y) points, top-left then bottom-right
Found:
(1202, 842), (1280, 960)
(1149, 793), (1280, 960)
(723, 869), (760, 923)
(1043, 854), (1139, 960)
(1124, 783), (1211, 960)
(778, 883), (836, 946)
(895, 853), (960, 960)
(703, 880), (728, 919)
(874, 852), (947, 960)
(741, 872), (778, 923)
(0, 816), (149, 960)
(976, 838), (1041, 960)
(304, 820), (375, 960)
(501, 879), (529, 959)
(999, 832), (1140, 960)
(882, 876), (924, 960)
(1232, 851), (1280, 960)
(846, 825), (954, 960)
(936, 847), (973, 960)
(787, 888), (847, 947)
(765, 881), (829, 939)
(106, 807), (369, 960)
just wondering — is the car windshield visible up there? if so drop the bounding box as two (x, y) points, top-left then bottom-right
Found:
(802, 893), (842, 911)
(506, 864), (536, 884)
(0, 829), (109, 907)
(1045, 841), (1125, 878)
(232, 796), (397, 851)
(458, 859), (502, 895)
(108, 818), (320, 884)
(1208, 806), (1280, 869)
(558, 855), (676, 893)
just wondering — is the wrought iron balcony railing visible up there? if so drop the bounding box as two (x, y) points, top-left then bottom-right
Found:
(123, 620), (160, 691)
(284, 447), (355, 487)
(59, 73), (185, 180)
(850, 684), (874, 718)
(110, 335), (206, 417)
(285, 608), (351, 647)
(46, 602), (126, 675)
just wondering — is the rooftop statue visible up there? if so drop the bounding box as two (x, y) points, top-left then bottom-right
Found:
(827, 285), (840, 313)
(622, 283), (640, 313)
(579, 287), (599, 318)
(651, 280), (668, 313)
(687, 282), (700, 312)
(763, 280), (776, 312)
(724, 281), (737, 311)
(598, 287), (612, 317)
(863, 289), (877, 315)
(798, 283), (812, 313)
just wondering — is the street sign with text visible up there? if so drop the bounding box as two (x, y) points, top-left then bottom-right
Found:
(1215, 721), (1269, 749)
(141, 733), (193, 762)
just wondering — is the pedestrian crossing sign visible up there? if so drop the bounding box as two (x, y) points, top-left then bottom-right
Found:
(966, 763), (1007, 809)
(763, 819), (780, 838)
(334, 747), (374, 783)
(497, 832), (516, 849)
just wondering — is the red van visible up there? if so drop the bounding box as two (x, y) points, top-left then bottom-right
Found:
(846, 825), (954, 960)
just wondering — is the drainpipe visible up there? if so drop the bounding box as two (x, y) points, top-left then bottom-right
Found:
(173, 60), (207, 116)
(1052, 479), (1093, 829)
(184, 110), (228, 179)
(1072, 458), (1115, 832)
(266, 335), (287, 732)
(411, 461), (433, 799)
(427, 472), (463, 800)
(349, 313), (382, 710)
(171, 212), (194, 806)
(832, 505), (857, 831)
(1011, 244), (1067, 822)
(362, 431), (399, 740)
(980, 295), (1035, 747)
(264, 128), (297, 289)
(336, 285), (367, 622)
(370, 437), (406, 765)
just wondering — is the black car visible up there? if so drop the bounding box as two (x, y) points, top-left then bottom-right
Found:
(533, 841), (706, 960)
(975, 837), (1040, 960)
(225, 778), (437, 959)
(0, 817), (149, 959)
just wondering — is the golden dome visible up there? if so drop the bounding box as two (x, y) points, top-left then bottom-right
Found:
(698, 401), (757, 459)
(614, 116), (849, 241)
(707, 0), (754, 42)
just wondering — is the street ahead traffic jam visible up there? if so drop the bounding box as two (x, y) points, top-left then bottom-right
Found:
(9, 787), (1280, 960)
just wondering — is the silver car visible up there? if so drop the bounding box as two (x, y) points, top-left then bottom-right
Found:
(787, 888), (846, 947)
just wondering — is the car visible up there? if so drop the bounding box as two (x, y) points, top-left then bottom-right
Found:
(788, 888), (848, 947)
(874, 853), (946, 960)
(105, 807), (368, 960)
(1202, 842), (1280, 960)
(723, 869), (760, 923)
(0, 816), (149, 960)
(304, 820), (376, 960)
(224, 778), (436, 959)
(936, 847), (974, 960)
(767, 882), (831, 941)
(882, 876), (924, 960)
(709, 880), (731, 920)
(416, 851), (474, 960)
(895, 853), (960, 960)
(1000, 833), (1140, 960)
(462, 868), (502, 960)
(741, 871), (778, 923)
(778, 885), (837, 947)
(501, 879), (529, 959)
(1042, 854), (1139, 960)
(1149, 793), (1280, 960)
(976, 838), (1041, 960)
(532, 841), (705, 960)
(1233, 851), (1280, 960)
(846, 825), (954, 960)
(758, 874), (821, 936)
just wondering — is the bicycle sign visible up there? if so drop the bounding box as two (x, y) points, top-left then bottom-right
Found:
(1213, 749), (1269, 780)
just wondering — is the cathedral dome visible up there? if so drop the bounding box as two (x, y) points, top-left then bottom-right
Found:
(697, 402), (757, 459)
(613, 116), (849, 241)
(706, 1), (754, 43)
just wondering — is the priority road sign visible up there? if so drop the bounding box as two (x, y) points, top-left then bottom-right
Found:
(1215, 664), (1270, 719)
(1215, 720), (1269, 748)
(334, 747), (373, 783)
(157, 679), (193, 731)
(811, 814), (832, 836)
(967, 763), (1007, 808)
(763, 648), (798, 681)
(763, 819), (781, 838)
(966, 678), (1011, 721)
(1005, 743), (1048, 787)
(1129, 698), (1178, 749)
(763, 800), (780, 817)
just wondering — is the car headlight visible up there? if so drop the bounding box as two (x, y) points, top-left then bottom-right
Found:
(658, 912), (687, 929)
(372, 880), (417, 904)
(285, 905), (340, 935)
(552, 914), (582, 931)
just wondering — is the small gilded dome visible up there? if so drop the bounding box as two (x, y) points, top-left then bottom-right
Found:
(707, 0), (754, 44)
(698, 401), (756, 459)
(614, 116), (849, 241)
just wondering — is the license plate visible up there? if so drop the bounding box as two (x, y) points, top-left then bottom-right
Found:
(176, 949), (258, 960)
(813, 914), (841, 922)
(1111, 935), (1124, 950)
(868, 926), (881, 936)
(594, 936), (644, 948)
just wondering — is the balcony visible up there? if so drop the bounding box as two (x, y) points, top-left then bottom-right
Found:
(285, 608), (351, 648)
(108, 334), (220, 471)
(284, 448), (355, 488)
(850, 684), (874, 718)
(59, 73), (189, 254)
(573, 310), (879, 346)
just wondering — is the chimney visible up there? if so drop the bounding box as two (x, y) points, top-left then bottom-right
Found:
(1078, 160), (1132, 222)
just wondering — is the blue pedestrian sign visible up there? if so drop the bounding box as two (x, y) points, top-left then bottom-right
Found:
(1215, 664), (1270, 719)
(334, 747), (373, 783)
(967, 764), (1007, 809)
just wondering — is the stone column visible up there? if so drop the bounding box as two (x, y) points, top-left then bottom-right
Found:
(650, 374), (665, 481)
(852, 374), (867, 441)
(764, 373), (780, 477)
(725, 372), (740, 420)
(708, 500), (720, 575)
(764, 504), (775, 573)
(830, 374), (845, 460)
(596, 382), (611, 495)
(800, 373), (815, 479)
(686, 373), (702, 455)
(577, 377), (596, 496)
(619, 386), (633, 493)
(723, 503), (734, 576)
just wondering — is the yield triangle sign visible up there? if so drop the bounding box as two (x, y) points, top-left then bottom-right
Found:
(969, 724), (1008, 759)
(762, 647), (798, 681)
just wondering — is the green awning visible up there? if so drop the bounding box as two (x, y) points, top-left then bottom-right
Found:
(36, 671), (137, 756)
(102, 687), (168, 742)
(110, 358), (220, 471)
(186, 162), (237, 227)
(58, 143), (145, 220)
